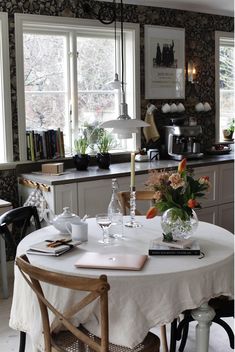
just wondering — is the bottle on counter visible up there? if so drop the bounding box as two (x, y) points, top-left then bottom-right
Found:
(108, 178), (123, 238)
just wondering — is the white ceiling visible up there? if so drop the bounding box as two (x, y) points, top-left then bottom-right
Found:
(97, 0), (234, 17)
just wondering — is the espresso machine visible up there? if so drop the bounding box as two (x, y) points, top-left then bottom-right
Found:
(164, 125), (204, 160)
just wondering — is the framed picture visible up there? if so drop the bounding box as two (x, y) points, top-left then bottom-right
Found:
(145, 25), (185, 99)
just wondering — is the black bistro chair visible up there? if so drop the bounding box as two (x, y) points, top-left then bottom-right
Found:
(0, 205), (41, 352)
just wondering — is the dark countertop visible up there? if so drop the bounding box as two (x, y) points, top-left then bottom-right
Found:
(18, 153), (234, 186)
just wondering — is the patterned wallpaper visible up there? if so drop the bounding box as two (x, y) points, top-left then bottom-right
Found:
(0, 0), (233, 158)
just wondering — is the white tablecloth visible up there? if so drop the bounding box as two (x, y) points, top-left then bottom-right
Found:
(10, 217), (234, 351)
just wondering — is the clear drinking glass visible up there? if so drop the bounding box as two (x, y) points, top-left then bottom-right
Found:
(96, 213), (112, 244)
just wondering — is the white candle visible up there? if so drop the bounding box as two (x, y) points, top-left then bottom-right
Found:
(130, 152), (135, 188)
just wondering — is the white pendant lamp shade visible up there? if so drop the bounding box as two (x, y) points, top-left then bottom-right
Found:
(107, 73), (122, 89)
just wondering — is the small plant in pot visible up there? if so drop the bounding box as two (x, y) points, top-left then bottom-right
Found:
(73, 137), (90, 171)
(223, 119), (234, 141)
(96, 130), (114, 169)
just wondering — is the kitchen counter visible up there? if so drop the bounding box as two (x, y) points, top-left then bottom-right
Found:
(18, 153), (234, 186)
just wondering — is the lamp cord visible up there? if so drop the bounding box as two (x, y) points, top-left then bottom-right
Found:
(120, 0), (124, 94)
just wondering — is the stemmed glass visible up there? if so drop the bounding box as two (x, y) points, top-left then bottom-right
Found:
(96, 213), (112, 244)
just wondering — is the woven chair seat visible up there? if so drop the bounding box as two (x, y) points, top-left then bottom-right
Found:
(52, 325), (160, 352)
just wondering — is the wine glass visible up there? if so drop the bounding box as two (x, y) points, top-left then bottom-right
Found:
(96, 213), (112, 244)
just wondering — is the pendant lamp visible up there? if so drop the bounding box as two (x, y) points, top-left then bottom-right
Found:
(101, 0), (149, 134)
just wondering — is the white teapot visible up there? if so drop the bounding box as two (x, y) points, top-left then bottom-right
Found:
(44, 207), (81, 234)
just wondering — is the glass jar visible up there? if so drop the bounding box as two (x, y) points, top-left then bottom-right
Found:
(161, 208), (198, 240)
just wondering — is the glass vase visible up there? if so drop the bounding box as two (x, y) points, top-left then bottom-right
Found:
(161, 208), (198, 240)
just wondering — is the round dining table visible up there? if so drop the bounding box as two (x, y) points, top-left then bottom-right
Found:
(9, 216), (234, 352)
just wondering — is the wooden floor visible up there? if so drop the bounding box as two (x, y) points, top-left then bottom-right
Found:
(0, 261), (233, 352)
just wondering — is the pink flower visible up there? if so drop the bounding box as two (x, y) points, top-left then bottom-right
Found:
(169, 173), (185, 189)
(198, 176), (211, 189)
(153, 191), (163, 201)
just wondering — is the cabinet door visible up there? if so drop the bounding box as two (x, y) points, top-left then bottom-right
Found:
(193, 165), (218, 207)
(77, 174), (150, 217)
(54, 184), (78, 215)
(218, 163), (234, 204)
(196, 207), (218, 225)
(218, 203), (234, 233)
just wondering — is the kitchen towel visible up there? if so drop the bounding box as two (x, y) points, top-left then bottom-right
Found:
(143, 104), (160, 143)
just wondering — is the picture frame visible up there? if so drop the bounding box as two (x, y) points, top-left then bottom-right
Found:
(144, 25), (185, 99)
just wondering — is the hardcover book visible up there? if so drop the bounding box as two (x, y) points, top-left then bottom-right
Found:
(149, 239), (200, 255)
(27, 238), (81, 256)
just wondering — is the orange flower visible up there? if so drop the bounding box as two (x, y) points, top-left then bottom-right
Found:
(187, 199), (198, 208)
(146, 206), (158, 219)
(178, 158), (187, 173)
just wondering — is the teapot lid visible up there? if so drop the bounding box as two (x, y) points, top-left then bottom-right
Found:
(57, 207), (78, 219)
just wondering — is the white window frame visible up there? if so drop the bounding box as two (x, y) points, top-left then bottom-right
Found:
(0, 12), (13, 163)
(215, 31), (234, 142)
(15, 13), (140, 161)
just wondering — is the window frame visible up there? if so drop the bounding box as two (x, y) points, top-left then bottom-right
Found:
(15, 13), (140, 161)
(215, 31), (234, 142)
(0, 12), (13, 163)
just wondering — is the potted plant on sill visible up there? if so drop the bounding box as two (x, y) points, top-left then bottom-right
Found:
(96, 130), (114, 169)
(73, 137), (90, 171)
(222, 119), (234, 141)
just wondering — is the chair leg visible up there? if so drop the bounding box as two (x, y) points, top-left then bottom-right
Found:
(160, 325), (169, 352)
(170, 319), (177, 352)
(213, 317), (234, 349)
(178, 323), (189, 352)
(19, 331), (26, 352)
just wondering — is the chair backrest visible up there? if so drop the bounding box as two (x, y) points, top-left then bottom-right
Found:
(0, 206), (41, 252)
(118, 190), (156, 215)
(16, 255), (110, 352)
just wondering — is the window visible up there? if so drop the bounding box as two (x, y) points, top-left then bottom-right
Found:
(15, 14), (140, 161)
(215, 31), (234, 142)
(0, 12), (13, 163)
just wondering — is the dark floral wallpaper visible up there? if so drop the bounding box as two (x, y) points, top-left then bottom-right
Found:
(0, 0), (233, 158)
(0, 0), (233, 258)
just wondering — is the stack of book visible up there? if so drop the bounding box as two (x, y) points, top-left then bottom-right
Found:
(27, 238), (81, 256)
(26, 128), (65, 161)
(149, 238), (200, 255)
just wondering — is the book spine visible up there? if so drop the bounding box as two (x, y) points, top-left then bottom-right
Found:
(148, 250), (200, 255)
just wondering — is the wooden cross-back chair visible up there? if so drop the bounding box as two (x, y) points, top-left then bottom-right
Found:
(117, 191), (156, 215)
(0, 205), (41, 352)
(16, 255), (160, 352)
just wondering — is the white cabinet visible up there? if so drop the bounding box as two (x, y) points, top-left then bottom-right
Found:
(18, 181), (78, 215)
(194, 163), (234, 232)
(77, 174), (148, 217)
(196, 206), (218, 225)
(53, 183), (78, 214)
(218, 203), (234, 234)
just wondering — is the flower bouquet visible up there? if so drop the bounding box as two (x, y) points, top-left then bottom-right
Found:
(146, 159), (211, 240)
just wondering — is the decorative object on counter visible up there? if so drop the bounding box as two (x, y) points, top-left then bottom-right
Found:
(41, 162), (64, 175)
(161, 103), (171, 113)
(43, 207), (81, 234)
(206, 143), (232, 155)
(177, 103), (185, 113)
(170, 103), (178, 113)
(125, 152), (142, 228)
(222, 118), (234, 141)
(203, 102), (212, 112)
(135, 148), (149, 162)
(147, 149), (159, 161)
(96, 130), (114, 169)
(73, 136), (90, 171)
(146, 158), (211, 240)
